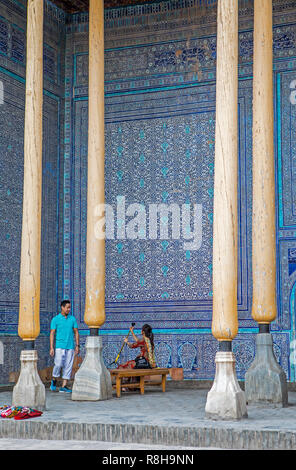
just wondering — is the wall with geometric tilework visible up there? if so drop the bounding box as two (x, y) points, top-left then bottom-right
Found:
(1, 0), (296, 384)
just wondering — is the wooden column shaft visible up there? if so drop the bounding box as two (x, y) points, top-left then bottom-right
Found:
(212, 0), (238, 342)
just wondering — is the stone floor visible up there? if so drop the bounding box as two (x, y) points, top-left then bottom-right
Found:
(0, 438), (219, 450)
(0, 384), (295, 450)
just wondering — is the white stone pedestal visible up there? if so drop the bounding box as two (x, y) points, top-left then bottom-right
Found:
(71, 336), (113, 401)
(245, 333), (288, 406)
(205, 351), (247, 420)
(12, 350), (46, 410)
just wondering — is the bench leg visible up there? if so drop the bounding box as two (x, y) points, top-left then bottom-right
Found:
(140, 375), (144, 395)
(161, 374), (166, 392)
(116, 376), (121, 398)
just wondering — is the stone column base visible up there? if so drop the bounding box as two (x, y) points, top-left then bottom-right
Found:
(205, 351), (247, 420)
(245, 333), (288, 406)
(71, 336), (113, 401)
(12, 350), (46, 411)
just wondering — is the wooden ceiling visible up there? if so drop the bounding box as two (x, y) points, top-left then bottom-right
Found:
(51, 0), (88, 13)
(51, 0), (157, 13)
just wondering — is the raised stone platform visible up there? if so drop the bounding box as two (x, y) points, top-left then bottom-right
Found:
(0, 385), (296, 450)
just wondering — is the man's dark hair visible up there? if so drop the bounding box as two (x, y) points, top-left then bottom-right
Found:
(61, 299), (71, 308)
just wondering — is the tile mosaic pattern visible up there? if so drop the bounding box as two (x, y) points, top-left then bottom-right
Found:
(0, 0), (64, 380)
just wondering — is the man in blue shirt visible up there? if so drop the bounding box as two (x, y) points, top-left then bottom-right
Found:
(50, 300), (79, 393)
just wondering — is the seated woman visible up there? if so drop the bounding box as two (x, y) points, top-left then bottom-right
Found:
(117, 323), (156, 369)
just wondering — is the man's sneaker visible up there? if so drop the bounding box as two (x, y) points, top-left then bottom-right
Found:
(50, 380), (57, 391)
(59, 386), (72, 393)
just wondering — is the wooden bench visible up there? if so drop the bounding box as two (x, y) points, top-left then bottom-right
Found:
(109, 368), (170, 398)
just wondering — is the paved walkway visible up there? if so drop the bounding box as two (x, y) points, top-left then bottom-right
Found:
(0, 385), (295, 450)
(0, 438), (213, 450)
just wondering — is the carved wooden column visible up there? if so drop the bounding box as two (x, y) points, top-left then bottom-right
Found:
(12, 0), (45, 410)
(205, 0), (247, 420)
(245, 0), (288, 406)
(72, 0), (112, 401)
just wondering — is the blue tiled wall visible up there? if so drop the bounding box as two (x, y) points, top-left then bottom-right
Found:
(0, 0), (65, 381)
